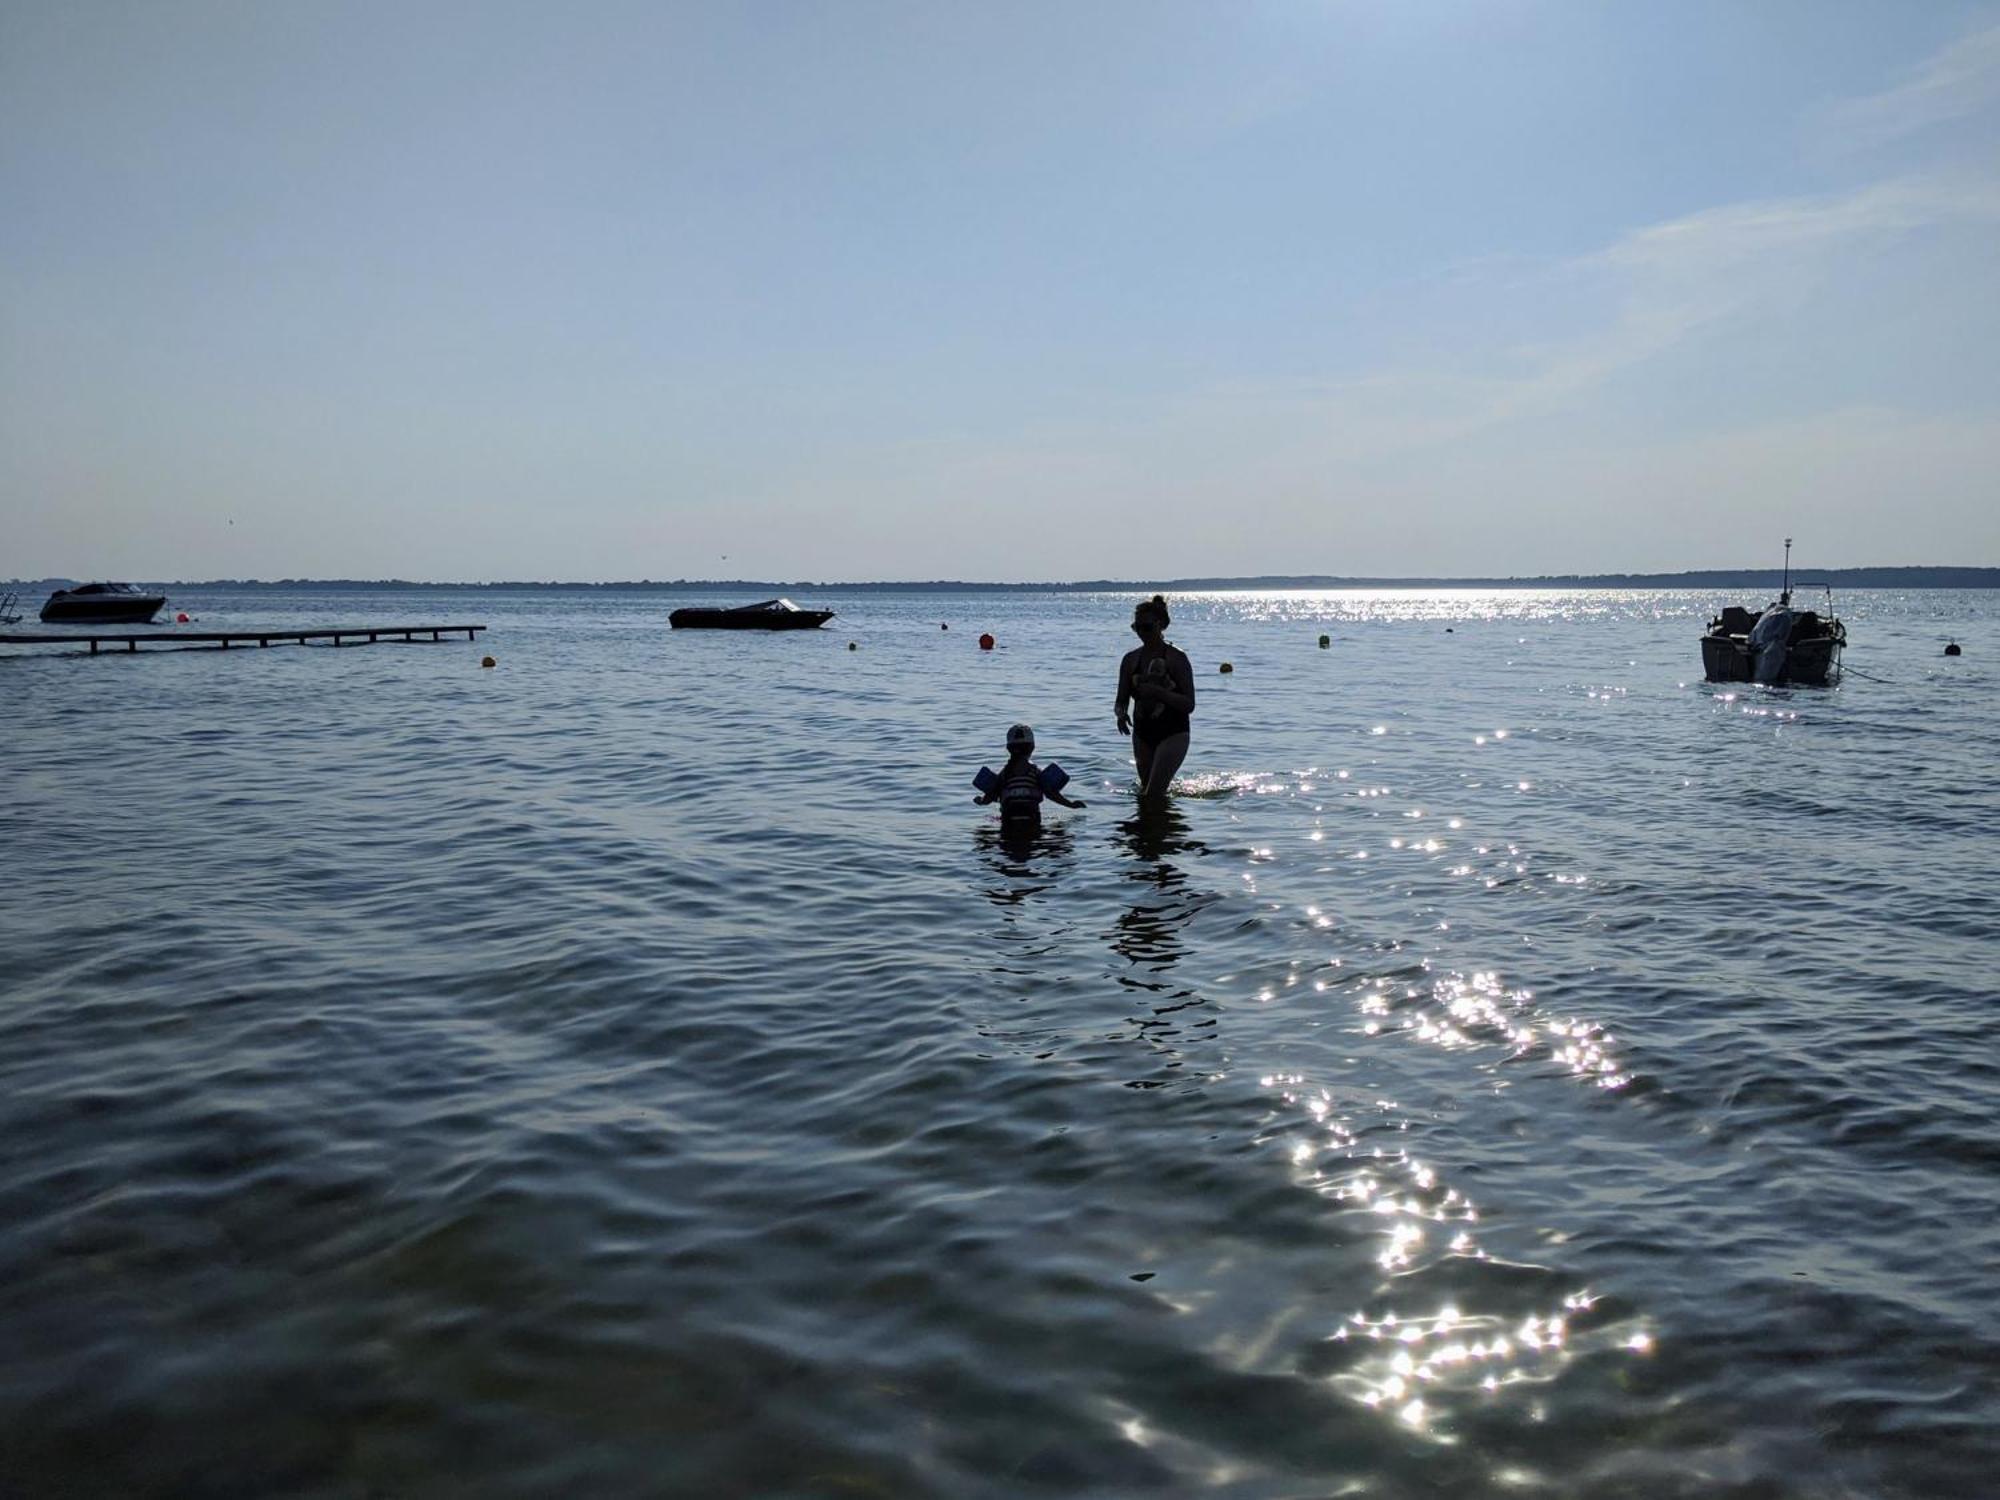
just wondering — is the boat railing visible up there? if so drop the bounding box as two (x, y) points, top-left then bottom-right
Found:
(0, 591), (19, 625)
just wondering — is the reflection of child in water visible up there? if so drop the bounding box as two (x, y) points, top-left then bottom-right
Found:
(974, 723), (1087, 827)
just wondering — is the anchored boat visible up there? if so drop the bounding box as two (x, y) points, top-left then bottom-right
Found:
(668, 598), (834, 630)
(40, 582), (167, 624)
(1700, 541), (1845, 686)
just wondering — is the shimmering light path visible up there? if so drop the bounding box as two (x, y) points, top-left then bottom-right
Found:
(1, 586), (1993, 1496)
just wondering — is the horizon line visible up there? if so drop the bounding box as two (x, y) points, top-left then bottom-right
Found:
(8, 565), (2000, 591)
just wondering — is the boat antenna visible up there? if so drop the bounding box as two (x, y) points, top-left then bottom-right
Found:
(1781, 537), (1792, 607)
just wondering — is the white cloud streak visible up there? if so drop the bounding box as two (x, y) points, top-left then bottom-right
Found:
(1201, 169), (2000, 460)
(1829, 21), (2000, 147)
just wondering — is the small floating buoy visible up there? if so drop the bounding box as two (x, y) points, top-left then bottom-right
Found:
(979, 633), (995, 651)
(480, 655), (496, 668)
(1318, 634), (1330, 648)
(1219, 662), (1233, 674)
(848, 641), (858, 651)
(1944, 642), (1961, 656)
(1445, 627), (1454, 633)
(941, 622), (948, 631)
(175, 611), (190, 624)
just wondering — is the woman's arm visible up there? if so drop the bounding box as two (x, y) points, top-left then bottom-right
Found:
(1115, 651), (1135, 731)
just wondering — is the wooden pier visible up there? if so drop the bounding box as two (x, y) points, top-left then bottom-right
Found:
(0, 625), (487, 654)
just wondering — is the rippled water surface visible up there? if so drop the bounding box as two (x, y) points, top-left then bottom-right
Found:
(2, 586), (1995, 1498)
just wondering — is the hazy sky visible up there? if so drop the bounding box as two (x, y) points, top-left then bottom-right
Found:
(4, 1), (1998, 581)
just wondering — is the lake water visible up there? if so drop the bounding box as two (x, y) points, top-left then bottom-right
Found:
(1, 586), (1994, 1498)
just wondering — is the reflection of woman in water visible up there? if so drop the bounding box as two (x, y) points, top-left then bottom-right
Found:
(1114, 594), (1195, 804)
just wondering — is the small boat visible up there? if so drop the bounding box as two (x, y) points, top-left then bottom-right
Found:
(668, 598), (833, 631)
(1700, 541), (1845, 686)
(40, 582), (167, 624)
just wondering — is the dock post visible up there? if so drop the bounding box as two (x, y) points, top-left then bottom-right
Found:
(90, 640), (99, 655)
(127, 639), (136, 653)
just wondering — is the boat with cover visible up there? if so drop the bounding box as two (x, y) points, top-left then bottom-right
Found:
(40, 582), (167, 624)
(1700, 541), (1845, 686)
(668, 597), (834, 630)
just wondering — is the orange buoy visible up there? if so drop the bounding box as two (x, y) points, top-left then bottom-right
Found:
(176, 612), (190, 624)
(979, 633), (995, 651)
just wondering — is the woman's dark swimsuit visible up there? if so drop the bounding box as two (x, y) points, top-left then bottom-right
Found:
(1137, 700), (1191, 741)
(1125, 647), (1193, 745)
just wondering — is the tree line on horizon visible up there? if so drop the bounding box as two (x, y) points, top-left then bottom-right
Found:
(8, 567), (1999, 591)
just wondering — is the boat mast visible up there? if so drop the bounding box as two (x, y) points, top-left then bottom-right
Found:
(1781, 537), (1792, 607)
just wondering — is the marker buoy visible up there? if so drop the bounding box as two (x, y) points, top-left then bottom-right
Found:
(1219, 662), (1233, 674)
(941, 622), (949, 631)
(848, 641), (858, 651)
(480, 655), (496, 668)
(1445, 627), (1455, 633)
(175, 612), (191, 624)
(1945, 642), (1962, 656)
(979, 633), (995, 651)
(1318, 634), (1330, 648)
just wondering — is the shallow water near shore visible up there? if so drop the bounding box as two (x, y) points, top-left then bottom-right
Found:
(1, 585), (1994, 1498)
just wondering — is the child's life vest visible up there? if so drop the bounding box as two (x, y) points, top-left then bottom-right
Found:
(999, 760), (1045, 817)
(973, 761), (1070, 813)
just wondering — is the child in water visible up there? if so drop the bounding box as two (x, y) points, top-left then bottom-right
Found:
(975, 723), (1087, 826)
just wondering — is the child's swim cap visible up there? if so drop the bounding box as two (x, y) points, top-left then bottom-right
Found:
(1007, 723), (1035, 751)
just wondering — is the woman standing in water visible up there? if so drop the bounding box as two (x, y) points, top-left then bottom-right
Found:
(1115, 594), (1195, 804)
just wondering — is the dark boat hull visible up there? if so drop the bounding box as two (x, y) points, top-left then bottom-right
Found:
(40, 593), (166, 624)
(1701, 630), (1843, 686)
(668, 608), (833, 630)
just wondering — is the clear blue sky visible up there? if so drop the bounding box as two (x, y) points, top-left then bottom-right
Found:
(4, 1), (1997, 581)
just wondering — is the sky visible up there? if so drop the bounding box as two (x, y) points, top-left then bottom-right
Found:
(3, 0), (1999, 582)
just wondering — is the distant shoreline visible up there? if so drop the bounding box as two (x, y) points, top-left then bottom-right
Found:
(8, 567), (1998, 591)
